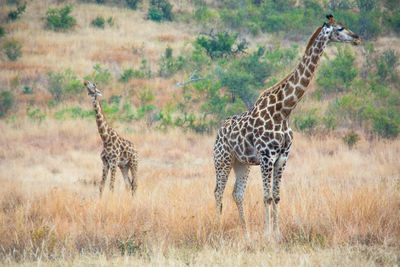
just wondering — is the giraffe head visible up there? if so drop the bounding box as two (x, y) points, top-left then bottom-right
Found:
(84, 81), (102, 98)
(323, 14), (360, 46)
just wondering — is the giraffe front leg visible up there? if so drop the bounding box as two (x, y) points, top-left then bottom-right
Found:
(272, 146), (290, 234)
(260, 153), (275, 237)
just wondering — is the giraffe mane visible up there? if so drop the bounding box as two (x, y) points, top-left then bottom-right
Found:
(257, 26), (323, 99)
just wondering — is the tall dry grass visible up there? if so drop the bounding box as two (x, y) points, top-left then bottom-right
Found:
(0, 119), (399, 265)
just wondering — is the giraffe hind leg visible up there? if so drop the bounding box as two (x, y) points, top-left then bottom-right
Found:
(213, 146), (233, 216)
(119, 165), (132, 192)
(129, 156), (138, 196)
(109, 164), (117, 192)
(232, 159), (250, 234)
(99, 163), (109, 197)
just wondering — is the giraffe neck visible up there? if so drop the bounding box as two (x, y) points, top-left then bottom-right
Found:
(257, 26), (330, 119)
(92, 97), (110, 143)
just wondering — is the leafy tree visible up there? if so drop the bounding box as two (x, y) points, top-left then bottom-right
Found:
(195, 30), (248, 59)
(218, 47), (272, 108)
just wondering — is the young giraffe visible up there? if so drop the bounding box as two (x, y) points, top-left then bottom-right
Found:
(213, 15), (360, 237)
(84, 81), (138, 196)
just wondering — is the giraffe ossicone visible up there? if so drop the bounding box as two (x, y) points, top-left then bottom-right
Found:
(213, 14), (360, 237)
(84, 81), (138, 197)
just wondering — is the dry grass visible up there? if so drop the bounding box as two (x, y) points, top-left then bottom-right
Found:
(0, 119), (399, 265)
(1, 0), (400, 265)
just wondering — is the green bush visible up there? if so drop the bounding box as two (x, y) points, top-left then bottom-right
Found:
(0, 90), (14, 118)
(195, 30), (248, 59)
(8, 2), (26, 21)
(372, 108), (400, 139)
(316, 46), (358, 94)
(54, 106), (93, 120)
(27, 106), (46, 123)
(126, 0), (142, 10)
(147, 0), (173, 22)
(107, 17), (115, 27)
(376, 49), (399, 83)
(0, 25), (5, 38)
(84, 64), (111, 86)
(91, 16), (105, 28)
(45, 4), (76, 31)
(48, 69), (85, 101)
(218, 47), (272, 107)
(194, 5), (218, 24)
(3, 40), (22, 61)
(342, 131), (360, 149)
(294, 108), (320, 135)
(159, 47), (185, 78)
(23, 85), (33, 94)
(119, 60), (151, 82)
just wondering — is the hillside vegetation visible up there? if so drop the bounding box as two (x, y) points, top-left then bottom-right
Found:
(0, 0), (399, 265)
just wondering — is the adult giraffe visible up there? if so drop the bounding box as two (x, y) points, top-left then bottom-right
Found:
(213, 15), (360, 237)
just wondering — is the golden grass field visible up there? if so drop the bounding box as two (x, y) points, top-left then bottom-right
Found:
(1, 0), (400, 266)
(0, 119), (399, 266)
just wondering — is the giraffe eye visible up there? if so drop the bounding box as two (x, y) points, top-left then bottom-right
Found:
(338, 27), (344, 32)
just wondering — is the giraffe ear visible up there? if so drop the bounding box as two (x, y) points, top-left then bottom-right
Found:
(326, 14), (335, 23)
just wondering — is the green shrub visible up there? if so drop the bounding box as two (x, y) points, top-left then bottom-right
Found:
(91, 16), (105, 28)
(3, 40), (22, 61)
(48, 69), (85, 101)
(0, 90), (14, 118)
(84, 64), (111, 86)
(372, 108), (400, 139)
(376, 49), (399, 83)
(23, 85), (33, 94)
(388, 10), (400, 35)
(218, 47), (272, 107)
(342, 131), (360, 149)
(159, 47), (185, 78)
(194, 5), (218, 24)
(45, 4), (76, 31)
(54, 106), (93, 120)
(316, 46), (358, 94)
(147, 0), (173, 22)
(27, 106), (46, 123)
(0, 25), (5, 38)
(195, 30), (248, 59)
(8, 2), (26, 21)
(107, 17), (115, 27)
(294, 109), (320, 135)
(126, 0), (142, 10)
(119, 60), (151, 82)
(147, 6), (163, 22)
